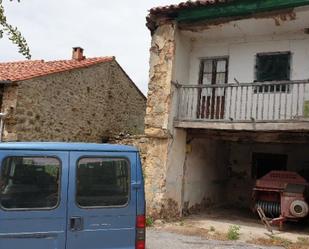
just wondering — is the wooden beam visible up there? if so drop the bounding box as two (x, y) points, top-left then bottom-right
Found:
(187, 129), (309, 144)
(177, 0), (309, 23)
(174, 120), (309, 132)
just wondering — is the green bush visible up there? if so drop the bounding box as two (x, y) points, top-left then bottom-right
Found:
(227, 225), (241, 240)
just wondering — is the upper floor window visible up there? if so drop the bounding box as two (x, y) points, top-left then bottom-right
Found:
(197, 58), (228, 120)
(199, 58), (228, 85)
(255, 52), (291, 92)
(256, 52), (291, 82)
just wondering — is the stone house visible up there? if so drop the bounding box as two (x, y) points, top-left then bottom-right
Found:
(144, 0), (309, 219)
(0, 47), (146, 142)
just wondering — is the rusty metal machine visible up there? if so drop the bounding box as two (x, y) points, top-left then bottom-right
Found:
(253, 171), (309, 230)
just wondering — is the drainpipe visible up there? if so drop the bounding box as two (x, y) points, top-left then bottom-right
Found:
(0, 113), (7, 142)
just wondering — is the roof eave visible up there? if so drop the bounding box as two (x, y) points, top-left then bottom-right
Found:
(0, 56), (115, 84)
(147, 0), (309, 32)
(176, 0), (309, 23)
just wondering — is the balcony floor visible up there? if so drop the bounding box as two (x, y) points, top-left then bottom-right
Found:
(174, 119), (309, 131)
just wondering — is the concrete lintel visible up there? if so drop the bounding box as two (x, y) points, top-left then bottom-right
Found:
(174, 120), (309, 131)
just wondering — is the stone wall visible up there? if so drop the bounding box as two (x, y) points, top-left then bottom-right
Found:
(143, 23), (181, 219)
(107, 61), (146, 135)
(2, 60), (146, 142)
(110, 133), (183, 219)
(109, 134), (148, 167)
(1, 85), (18, 141)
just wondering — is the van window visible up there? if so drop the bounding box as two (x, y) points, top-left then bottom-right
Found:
(76, 158), (129, 207)
(0, 157), (60, 210)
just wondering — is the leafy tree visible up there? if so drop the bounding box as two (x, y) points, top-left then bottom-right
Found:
(0, 0), (31, 59)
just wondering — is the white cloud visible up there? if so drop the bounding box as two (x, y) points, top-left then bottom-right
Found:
(0, 0), (184, 95)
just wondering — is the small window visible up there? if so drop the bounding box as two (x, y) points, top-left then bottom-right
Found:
(255, 52), (291, 93)
(0, 157), (61, 210)
(76, 158), (129, 208)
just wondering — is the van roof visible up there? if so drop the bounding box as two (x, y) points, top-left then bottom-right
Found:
(0, 142), (138, 152)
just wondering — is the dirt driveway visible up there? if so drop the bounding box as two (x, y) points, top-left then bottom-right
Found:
(147, 229), (284, 249)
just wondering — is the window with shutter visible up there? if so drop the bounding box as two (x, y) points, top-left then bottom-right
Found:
(255, 52), (291, 93)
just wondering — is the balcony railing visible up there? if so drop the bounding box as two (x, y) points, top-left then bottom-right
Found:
(176, 80), (309, 122)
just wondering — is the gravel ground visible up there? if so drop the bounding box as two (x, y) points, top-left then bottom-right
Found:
(146, 229), (284, 249)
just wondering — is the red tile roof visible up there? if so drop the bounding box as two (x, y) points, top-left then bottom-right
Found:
(0, 57), (114, 82)
(147, 0), (234, 31)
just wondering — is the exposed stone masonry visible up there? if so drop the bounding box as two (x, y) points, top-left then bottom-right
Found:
(143, 23), (178, 218)
(109, 23), (179, 219)
(1, 60), (146, 142)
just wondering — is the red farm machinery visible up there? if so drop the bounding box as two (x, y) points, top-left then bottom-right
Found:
(253, 171), (309, 231)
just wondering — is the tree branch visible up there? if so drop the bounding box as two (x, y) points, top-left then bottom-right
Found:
(0, 0), (31, 59)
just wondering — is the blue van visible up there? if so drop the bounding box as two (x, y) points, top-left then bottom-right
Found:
(0, 142), (145, 249)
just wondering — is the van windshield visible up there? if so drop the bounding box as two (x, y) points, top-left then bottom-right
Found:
(0, 157), (60, 210)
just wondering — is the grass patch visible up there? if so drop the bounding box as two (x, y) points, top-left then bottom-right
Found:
(146, 217), (154, 227)
(209, 226), (216, 232)
(227, 225), (241, 240)
(270, 236), (292, 248)
(297, 237), (309, 245)
(249, 235), (309, 249)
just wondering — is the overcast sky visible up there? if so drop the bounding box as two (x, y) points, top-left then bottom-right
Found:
(0, 0), (184, 95)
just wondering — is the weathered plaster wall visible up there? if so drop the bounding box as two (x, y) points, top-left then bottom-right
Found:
(165, 129), (187, 213)
(187, 9), (309, 85)
(3, 61), (146, 142)
(143, 7), (309, 218)
(181, 139), (309, 211)
(161, 30), (190, 215)
(174, 30), (191, 86)
(187, 36), (309, 120)
(182, 138), (229, 213)
(175, 9), (309, 121)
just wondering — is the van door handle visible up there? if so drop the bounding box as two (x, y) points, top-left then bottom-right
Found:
(70, 216), (84, 231)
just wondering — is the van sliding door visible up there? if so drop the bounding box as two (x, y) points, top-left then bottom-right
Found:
(0, 150), (69, 249)
(66, 151), (137, 249)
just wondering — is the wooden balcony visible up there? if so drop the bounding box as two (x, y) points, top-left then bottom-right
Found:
(174, 80), (309, 131)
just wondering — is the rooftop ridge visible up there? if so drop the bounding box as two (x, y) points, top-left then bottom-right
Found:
(0, 56), (114, 82)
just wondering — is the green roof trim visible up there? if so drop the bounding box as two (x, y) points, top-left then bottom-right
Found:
(176, 0), (309, 23)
